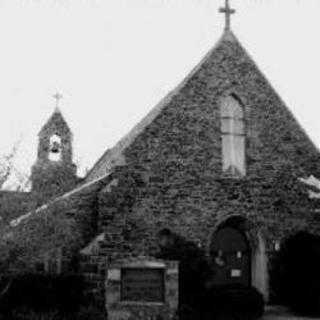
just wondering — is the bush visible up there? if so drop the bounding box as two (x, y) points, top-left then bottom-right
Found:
(0, 306), (106, 320)
(0, 273), (86, 316)
(76, 306), (107, 320)
(0, 273), (107, 319)
(0, 309), (59, 320)
(202, 284), (264, 320)
(270, 231), (320, 316)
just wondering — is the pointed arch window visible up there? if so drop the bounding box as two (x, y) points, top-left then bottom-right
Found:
(49, 134), (62, 162)
(220, 95), (246, 176)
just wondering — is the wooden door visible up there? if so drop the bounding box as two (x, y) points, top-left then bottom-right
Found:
(211, 227), (251, 287)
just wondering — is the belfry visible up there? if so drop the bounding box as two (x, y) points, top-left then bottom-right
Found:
(30, 93), (78, 202)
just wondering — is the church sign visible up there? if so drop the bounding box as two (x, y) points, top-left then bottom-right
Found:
(121, 267), (165, 303)
(106, 257), (178, 320)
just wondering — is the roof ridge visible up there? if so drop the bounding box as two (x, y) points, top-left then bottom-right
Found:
(9, 174), (110, 228)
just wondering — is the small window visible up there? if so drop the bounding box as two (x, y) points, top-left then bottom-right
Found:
(49, 135), (62, 161)
(220, 95), (246, 176)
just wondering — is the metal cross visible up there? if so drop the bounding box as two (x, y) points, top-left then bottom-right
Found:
(53, 92), (63, 109)
(219, 0), (236, 31)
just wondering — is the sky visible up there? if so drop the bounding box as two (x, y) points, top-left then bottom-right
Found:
(0, 0), (319, 186)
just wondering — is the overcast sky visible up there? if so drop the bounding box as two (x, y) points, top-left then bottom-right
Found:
(0, 0), (319, 184)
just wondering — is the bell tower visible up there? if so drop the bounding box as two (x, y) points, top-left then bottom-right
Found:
(31, 93), (78, 202)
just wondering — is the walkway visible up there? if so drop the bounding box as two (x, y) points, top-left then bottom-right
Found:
(262, 306), (317, 320)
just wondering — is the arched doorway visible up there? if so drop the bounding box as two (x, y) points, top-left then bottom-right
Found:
(210, 225), (251, 287)
(209, 216), (269, 300)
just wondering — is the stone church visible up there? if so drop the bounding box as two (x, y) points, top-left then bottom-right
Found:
(2, 1), (320, 318)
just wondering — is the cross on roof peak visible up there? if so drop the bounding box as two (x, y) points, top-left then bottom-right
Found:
(53, 92), (63, 110)
(219, 0), (236, 31)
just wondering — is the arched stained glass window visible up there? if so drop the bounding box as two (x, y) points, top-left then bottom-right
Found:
(220, 95), (246, 176)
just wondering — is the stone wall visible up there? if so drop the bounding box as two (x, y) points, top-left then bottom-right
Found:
(82, 32), (320, 309)
(97, 32), (320, 253)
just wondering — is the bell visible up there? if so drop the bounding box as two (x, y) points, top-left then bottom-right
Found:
(51, 141), (60, 153)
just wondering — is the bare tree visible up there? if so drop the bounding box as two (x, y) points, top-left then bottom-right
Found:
(0, 141), (20, 189)
(0, 139), (31, 297)
(0, 139), (30, 191)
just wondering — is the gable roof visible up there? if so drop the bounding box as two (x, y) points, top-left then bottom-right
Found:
(9, 173), (110, 228)
(85, 31), (241, 182)
(86, 29), (319, 183)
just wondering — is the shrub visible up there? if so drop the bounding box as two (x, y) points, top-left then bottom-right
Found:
(76, 306), (107, 320)
(0, 309), (59, 320)
(0, 273), (86, 316)
(0, 306), (106, 320)
(156, 229), (211, 317)
(202, 284), (264, 320)
(270, 231), (320, 316)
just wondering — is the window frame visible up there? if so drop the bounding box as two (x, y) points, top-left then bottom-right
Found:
(220, 94), (246, 177)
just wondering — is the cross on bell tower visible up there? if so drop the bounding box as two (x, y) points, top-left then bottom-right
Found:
(53, 92), (63, 110)
(219, 0), (236, 31)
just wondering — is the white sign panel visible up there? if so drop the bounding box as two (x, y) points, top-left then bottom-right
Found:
(231, 269), (241, 277)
